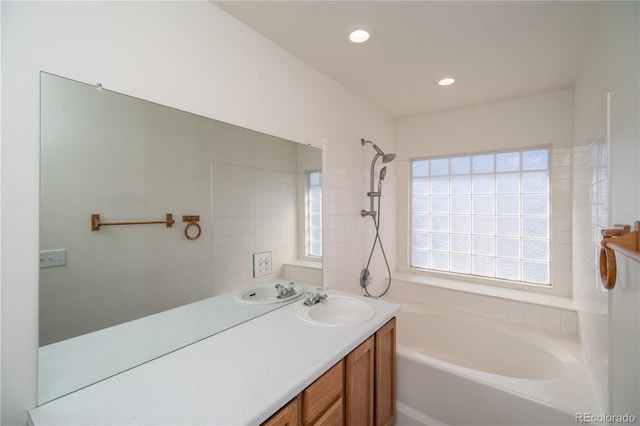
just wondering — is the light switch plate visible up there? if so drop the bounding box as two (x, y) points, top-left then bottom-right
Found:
(253, 251), (272, 278)
(40, 249), (66, 268)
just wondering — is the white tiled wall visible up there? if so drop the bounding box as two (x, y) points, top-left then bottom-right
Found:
(388, 277), (578, 336)
(573, 141), (611, 409)
(282, 262), (322, 286)
(211, 162), (298, 294)
(321, 138), (369, 291)
(321, 137), (397, 295)
(587, 139), (609, 292)
(551, 147), (574, 295)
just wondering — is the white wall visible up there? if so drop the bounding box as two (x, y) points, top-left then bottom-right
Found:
(396, 90), (574, 297)
(397, 90), (574, 158)
(572, 1), (640, 415)
(0, 2), (395, 424)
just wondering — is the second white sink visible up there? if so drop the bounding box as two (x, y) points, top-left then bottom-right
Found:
(236, 283), (303, 304)
(295, 294), (375, 326)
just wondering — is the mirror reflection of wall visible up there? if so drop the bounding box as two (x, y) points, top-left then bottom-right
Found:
(39, 72), (321, 403)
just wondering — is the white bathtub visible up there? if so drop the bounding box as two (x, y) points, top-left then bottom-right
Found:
(390, 299), (601, 426)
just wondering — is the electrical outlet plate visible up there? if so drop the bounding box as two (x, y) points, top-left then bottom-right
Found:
(253, 251), (272, 278)
(40, 249), (66, 268)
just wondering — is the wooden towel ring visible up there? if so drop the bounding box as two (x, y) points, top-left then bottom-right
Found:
(182, 215), (201, 240)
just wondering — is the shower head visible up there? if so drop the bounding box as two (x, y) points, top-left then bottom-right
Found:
(361, 138), (396, 162)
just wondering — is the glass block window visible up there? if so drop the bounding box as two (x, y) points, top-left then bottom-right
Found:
(410, 148), (550, 285)
(307, 171), (322, 257)
(588, 138), (608, 293)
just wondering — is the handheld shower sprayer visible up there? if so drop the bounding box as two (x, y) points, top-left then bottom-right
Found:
(366, 166), (388, 200)
(378, 166), (387, 193)
(360, 138), (395, 298)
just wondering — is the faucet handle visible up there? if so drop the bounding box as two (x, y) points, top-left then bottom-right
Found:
(303, 288), (327, 306)
(303, 291), (315, 306)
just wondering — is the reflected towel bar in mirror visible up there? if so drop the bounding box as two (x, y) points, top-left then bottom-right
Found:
(91, 213), (175, 231)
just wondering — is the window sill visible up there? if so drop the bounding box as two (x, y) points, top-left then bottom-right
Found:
(282, 260), (322, 287)
(392, 271), (575, 312)
(284, 260), (322, 269)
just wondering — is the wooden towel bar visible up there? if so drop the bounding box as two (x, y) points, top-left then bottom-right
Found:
(91, 213), (175, 231)
(599, 221), (640, 289)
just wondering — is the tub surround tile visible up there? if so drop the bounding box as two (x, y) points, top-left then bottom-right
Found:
(390, 274), (578, 336)
(492, 298), (511, 322)
(524, 304), (543, 328)
(393, 273), (575, 310)
(416, 284), (438, 307)
(561, 317), (578, 335)
(508, 301), (526, 324)
(543, 313), (563, 334)
(439, 288), (466, 312)
(403, 280), (417, 302)
(464, 293), (494, 318)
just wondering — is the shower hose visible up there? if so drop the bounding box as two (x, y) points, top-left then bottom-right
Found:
(363, 194), (392, 298)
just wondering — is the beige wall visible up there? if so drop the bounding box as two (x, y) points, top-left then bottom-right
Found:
(1, 2), (395, 424)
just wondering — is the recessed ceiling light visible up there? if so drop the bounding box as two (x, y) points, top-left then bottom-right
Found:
(438, 78), (456, 86)
(348, 25), (374, 44)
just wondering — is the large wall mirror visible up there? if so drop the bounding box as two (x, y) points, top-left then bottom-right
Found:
(38, 72), (322, 403)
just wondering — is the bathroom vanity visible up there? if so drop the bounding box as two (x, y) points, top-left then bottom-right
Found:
(264, 317), (396, 425)
(28, 290), (399, 425)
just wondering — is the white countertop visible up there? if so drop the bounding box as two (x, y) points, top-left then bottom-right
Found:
(29, 290), (399, 425)
(37, 280), (311, 404)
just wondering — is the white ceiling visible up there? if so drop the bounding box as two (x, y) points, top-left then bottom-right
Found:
(214, 1), (598, 118)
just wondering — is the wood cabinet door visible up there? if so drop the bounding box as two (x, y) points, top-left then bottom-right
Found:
(345, 335), (374, 426)
(302, 360), (344, 425)
(263, 395), (301, 426)
(375, 318), (396, 426)
(310, 397), (343, 426)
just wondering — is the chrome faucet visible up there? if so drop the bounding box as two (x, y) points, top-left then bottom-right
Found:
(303, 288), (327, 306)
(275, 282), (297, 299)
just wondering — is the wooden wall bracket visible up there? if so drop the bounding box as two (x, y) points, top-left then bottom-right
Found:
(599, 221), (640, 290)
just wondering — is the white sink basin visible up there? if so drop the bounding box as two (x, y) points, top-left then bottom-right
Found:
(295, 295), (375, 326)
(236, 284), (303, 304)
